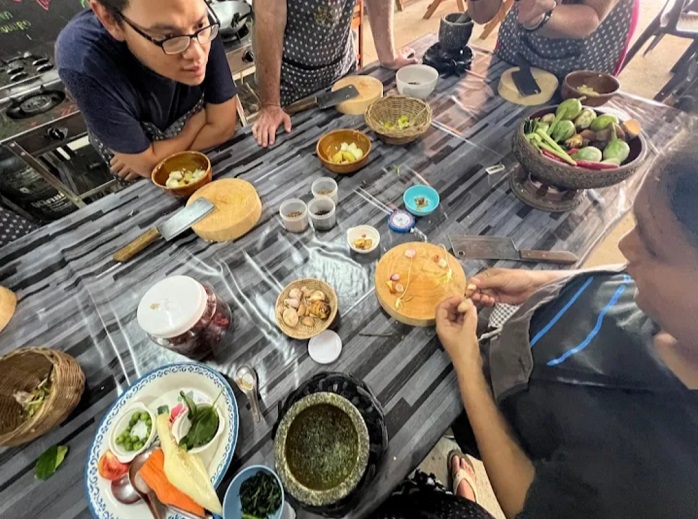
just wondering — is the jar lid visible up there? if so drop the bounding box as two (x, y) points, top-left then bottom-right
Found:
(388, 210), (415, 233)
(137, 275), (207, 339)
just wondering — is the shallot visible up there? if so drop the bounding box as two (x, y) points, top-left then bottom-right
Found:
(284, 298), (300, 309)
(404, 249), (416, 259)
(390, 274), (400, 282)
(289, 288), (302, 300)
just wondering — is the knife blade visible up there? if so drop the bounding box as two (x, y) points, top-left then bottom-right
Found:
(449, 235), (578, 265)
(285, 85), (359, 114)
(511, 54), (541, 96)
(113, 198), (214, 263)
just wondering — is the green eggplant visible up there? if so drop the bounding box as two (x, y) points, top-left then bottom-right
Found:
(590, 114), (620, 132)
(540, 113), (556, 124)
(601, 158), (622, 166)
(556, 98), (584, 121)
(551, 120), (576, 143)
(574, 108), (597, 131)
(602, 127), (630, 163)
(572, 146), (603, 162)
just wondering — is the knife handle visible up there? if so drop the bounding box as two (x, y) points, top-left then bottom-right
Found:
(284, 97), (317, 115)
(520, 249), (579, 265)
(113, 228), (161, 263)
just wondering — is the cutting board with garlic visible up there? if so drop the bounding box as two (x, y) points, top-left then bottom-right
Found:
(186, 178), (262, 242)
(375, 242), (466, 327)
(275, 279), (338, 340)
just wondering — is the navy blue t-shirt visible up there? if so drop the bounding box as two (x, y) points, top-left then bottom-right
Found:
(55, 10), (237, 155)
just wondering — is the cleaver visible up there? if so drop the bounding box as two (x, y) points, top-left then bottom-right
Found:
(511, 54), (541, 97)
(449, 235), (579, 265)
(113, 198), (214, 263)
(285, 85), (359, 115)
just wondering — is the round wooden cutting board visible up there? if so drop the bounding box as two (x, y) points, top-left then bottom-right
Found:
(375, 242), (467, 327)
(186, 178), (262, 242)
(0, 286), (17, 333)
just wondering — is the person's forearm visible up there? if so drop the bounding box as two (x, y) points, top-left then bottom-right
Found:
(467, 0), (504, 25)
(365, 0), (397, 66)
(455, 364), (534, 519)
(150, 110), (206, 159)
(190, 108), (238, 151)
(253, 0), (286, 106)
(535, 5), (606, 38)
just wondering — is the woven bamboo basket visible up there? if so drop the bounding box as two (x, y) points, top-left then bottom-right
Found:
(365, 96), (432, 145)
(275, 279), (338, 340)
(0, 347), (85, 447)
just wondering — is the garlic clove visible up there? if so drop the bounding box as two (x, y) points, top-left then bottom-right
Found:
(308, 290), (326, 302)
(301, 316), (315, 327)
(297, 303), (307, 317)
(284, 298), (301, 309)
(289, 288), (302, 300)
(283, 308), (299, 327)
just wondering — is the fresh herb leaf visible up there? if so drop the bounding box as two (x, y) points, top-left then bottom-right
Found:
(240, 472), (282, 517)
(35, 445), (68, 480)
(179, 391), (198, 420)
(179, 390), (223, 449)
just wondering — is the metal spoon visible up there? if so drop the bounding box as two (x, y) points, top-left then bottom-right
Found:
(234, 365), (262, 422)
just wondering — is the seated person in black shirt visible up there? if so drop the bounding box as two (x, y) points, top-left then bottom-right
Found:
(436, 142), (698, 518)
(56, 0), (238, 181)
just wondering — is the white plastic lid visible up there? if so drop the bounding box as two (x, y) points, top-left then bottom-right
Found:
(137, 275), (207, 338)
(308, 330), (342, 364)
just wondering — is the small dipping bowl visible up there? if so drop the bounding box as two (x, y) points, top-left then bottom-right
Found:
(280, 199), (309, 233)
(347, 225), (380, 254)
(317, 129), (371, 175)
(151, 151), (212, 198)
(170, 396), (227, 458)
(307, 196), (337, 231)
(562, 70), (620, 107)
(109, 402), (157, 464)
(223, 465), (285, 519)
(396, 64), (439, 99)
(404, 185), (440, 217)
(311, 177), (338, 205)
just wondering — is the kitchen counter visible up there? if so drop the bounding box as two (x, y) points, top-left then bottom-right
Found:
(0, 35), (691, 518)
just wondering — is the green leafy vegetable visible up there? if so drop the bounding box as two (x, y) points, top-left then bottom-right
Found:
(179, 391), (222, 450)
(240, 472), (282, 518)
(35, 445), (68, 480)
(157, 405), (169, 415)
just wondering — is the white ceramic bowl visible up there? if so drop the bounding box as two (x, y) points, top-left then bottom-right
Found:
(171, 397), (227, 459)
(396, 65), (439, 99)
(347, 225), (380, 254)
(109, 402), (157, 464)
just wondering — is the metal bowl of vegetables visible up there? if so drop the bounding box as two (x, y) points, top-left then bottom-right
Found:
(513, 99), (648, 190)
(152, 151), (212, 199)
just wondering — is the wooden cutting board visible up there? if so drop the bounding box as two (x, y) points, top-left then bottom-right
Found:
(375, 242), (467, 327)
(186, 178), (262, 242)
(0, 286), (17, 333)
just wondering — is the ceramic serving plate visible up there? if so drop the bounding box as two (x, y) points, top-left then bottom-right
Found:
(85, 363), (239, 519)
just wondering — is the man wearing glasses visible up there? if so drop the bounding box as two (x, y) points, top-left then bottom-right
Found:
(56, 0), (238, 181)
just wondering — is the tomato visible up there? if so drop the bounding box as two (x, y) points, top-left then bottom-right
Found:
(97, 450), (128, 481)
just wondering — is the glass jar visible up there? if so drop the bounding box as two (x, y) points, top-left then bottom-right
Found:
(137, 275), (232, 360)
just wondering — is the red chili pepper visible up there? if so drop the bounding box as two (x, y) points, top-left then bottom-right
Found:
(541, 149), (566, 164)
(567, 148), (580, 155)
(574, 159), (620, 171)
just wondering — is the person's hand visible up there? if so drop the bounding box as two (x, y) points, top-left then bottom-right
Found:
(469, 268), (543, 307)
(436, 297), (481, 368)
(381, 48), (418, 70)
(110, 156), (147, 182)
(252, 105), (292, 147)
(516, 0), (556, 27)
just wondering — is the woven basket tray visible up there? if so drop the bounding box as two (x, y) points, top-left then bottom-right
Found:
(0, 347), (85, 447)
(365, 96), (432, 145)
(275, 279), (338, 340)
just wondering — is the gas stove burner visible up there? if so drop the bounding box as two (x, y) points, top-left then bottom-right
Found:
(36, 63), (54, 73)
(509, 168), (584, 213)
(221, 23), (250, 44)
(6, 90), (66, 120)
(10, 72), (29, 83)
(423, 42), (473, 77)
(7, 64), (25, 74)
(32, 57), (50, 67)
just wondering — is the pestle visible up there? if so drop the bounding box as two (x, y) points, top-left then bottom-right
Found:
(455, 12), (471, 23)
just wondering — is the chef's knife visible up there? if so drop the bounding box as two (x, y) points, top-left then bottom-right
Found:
(449, 235), (578, 265)
(511, 54), (541, 96)
(113, 198), (215, 263)
(285, 85), (360, 115)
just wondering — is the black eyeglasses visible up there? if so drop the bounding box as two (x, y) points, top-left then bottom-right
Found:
(118, 9), (220, 55)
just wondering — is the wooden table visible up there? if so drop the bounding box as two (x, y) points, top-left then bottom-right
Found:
(0, 35), (688, 518)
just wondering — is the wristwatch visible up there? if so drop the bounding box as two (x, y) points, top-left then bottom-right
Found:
(522, 1), (559, 32)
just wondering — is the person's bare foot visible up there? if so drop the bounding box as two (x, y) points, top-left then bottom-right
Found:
(451, 453), (477, 501)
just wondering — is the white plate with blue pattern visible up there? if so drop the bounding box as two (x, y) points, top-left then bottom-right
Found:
(85, 363), (238, 519)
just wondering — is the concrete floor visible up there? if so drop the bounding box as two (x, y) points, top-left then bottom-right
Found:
(358, 0), (685, 515)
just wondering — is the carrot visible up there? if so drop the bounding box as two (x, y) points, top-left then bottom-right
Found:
(139, 449), (206, 517)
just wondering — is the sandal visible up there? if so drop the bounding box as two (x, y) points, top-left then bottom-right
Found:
(447, 449), (479, 503)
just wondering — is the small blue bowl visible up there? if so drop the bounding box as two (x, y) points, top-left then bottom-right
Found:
(403, 185), (440, 216)
(223, 465), (285, 519)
